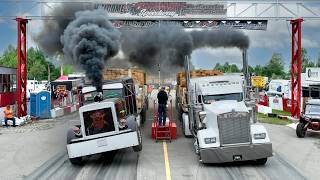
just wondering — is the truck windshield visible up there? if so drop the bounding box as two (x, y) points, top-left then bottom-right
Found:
(203, 93), (243, 104)
(305, 104), (320, 115)
(83, 89), (122, 103)
(103, 89), (123, 99)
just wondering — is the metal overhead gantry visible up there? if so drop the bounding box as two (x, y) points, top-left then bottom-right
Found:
(1, 1), (320, 20)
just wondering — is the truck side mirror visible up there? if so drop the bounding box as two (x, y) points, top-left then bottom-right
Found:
(198, 95), (202, 103)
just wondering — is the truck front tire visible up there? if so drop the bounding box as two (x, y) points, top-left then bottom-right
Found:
(296, 123), (307, 138)
(67, 128), (83, 165)
(133, 127), (142, 152)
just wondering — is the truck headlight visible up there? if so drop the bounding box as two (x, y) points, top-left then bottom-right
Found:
(204, 137), (216, 144)
(254, 133), (266, 139)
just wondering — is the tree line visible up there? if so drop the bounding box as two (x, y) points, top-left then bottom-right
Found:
(213, 48), (320, 79)
(1, 45), (319, 81)
(0, 45), (73, 81)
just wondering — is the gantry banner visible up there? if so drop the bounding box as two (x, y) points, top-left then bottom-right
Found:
(95, 1), (227, 18)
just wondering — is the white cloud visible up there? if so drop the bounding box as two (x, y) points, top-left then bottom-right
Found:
(192, 47), (243, 69)
(302, 37), (320, 48)
(230, 3), (320, 50)
(245, 21), (291, 49)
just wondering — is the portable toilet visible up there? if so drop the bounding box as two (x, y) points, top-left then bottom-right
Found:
(30, 91), (51, 119)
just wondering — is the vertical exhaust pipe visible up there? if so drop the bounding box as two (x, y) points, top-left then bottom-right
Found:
(242, 49), (250, 100)
(242, 49), (257, 123)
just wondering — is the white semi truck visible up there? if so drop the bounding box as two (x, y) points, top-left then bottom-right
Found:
(182, 56), (273, 164)
(66, 78), (142, 164)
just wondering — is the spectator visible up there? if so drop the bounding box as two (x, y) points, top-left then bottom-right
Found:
(3, 105), (16, 127)
(147, 85), (153, 97)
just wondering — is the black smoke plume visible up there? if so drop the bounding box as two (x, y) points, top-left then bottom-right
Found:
(61, 10), (120, 91)
(33, 4), (92, 55)
(120, 26), (249, 74)
(120, 25), (193, 73)
(190, 29), (249, 50)
(33, 5), (250, 77)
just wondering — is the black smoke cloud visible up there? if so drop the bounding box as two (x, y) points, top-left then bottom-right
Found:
(33, 4), (92, 55)
(119, 26), (249, 74)
(120, 25), (193, 72)
(33, 5), (250, 77)
(61, 10), (120, 91)
(190, 30), (249, 50)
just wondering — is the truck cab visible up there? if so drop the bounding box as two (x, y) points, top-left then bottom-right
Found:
(67, 78), (142, 165)
(182, 75), (273, 164)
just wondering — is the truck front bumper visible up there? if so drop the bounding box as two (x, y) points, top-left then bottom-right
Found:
(67, 131), (139, 158)
(199, 143), (272, 163)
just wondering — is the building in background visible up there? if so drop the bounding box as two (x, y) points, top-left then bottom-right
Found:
(0, 66), (17, 120)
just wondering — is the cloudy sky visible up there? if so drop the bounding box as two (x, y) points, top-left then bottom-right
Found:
(0, 0), (320, 71)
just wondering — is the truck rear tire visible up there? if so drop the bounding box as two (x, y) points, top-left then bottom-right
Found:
(67, 127), (83, 165)
(133, 127), (142, 152)
(254, 158), (268, 165)
(296, 123), (307, 138)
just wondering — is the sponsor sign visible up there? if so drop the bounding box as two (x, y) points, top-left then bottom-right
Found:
(94, 2), (268, 30)
(95, 2), (227, 18)
(111, 19), (268, 30)
(251, 76), (266, 88)
(306, 68), (320, 82)
(268, 96), (283, 111)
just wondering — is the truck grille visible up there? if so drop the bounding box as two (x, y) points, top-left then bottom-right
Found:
(217, 112), (251, 146)
(83, 107), (115, 136)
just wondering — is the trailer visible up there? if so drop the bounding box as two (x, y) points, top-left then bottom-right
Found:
(103, 68), (148, 123)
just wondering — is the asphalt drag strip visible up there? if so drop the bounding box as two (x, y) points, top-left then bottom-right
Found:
(26, 148), (138, 180)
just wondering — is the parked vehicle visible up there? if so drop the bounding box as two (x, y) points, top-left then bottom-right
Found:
(296, 99), (320, 138)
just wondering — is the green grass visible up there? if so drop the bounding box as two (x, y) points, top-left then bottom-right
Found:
(272, 109), (292, 116)
(256, 111), (292, 125)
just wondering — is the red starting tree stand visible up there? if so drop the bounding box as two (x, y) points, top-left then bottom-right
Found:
(290, 18), (303, 118)
(16, 18), (29, 118)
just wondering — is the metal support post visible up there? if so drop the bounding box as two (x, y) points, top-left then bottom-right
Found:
(16, 18), (29, 118)
(290, 18), (303, 118)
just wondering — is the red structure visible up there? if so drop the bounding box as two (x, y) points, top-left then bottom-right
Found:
(290, 18), (303, 118)
(152, 100), (177, 141)
(16, 18), (29, 118)
(0, 66), (17, 107)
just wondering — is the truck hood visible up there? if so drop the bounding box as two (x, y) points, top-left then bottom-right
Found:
(304, 114), (320, 119)
(203, 100), (249, 115)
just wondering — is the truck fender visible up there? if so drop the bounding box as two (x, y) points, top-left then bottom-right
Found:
(135, 114), (141, 127)
(182, 113), (192, 137)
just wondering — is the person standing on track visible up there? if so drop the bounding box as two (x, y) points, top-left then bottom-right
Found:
(157, 87), (168, 126)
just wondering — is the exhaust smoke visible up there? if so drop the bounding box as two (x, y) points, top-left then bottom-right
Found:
(61, 10), (120, 91)
(119, 26), (249, 75)
(33, 5), (250, 79)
